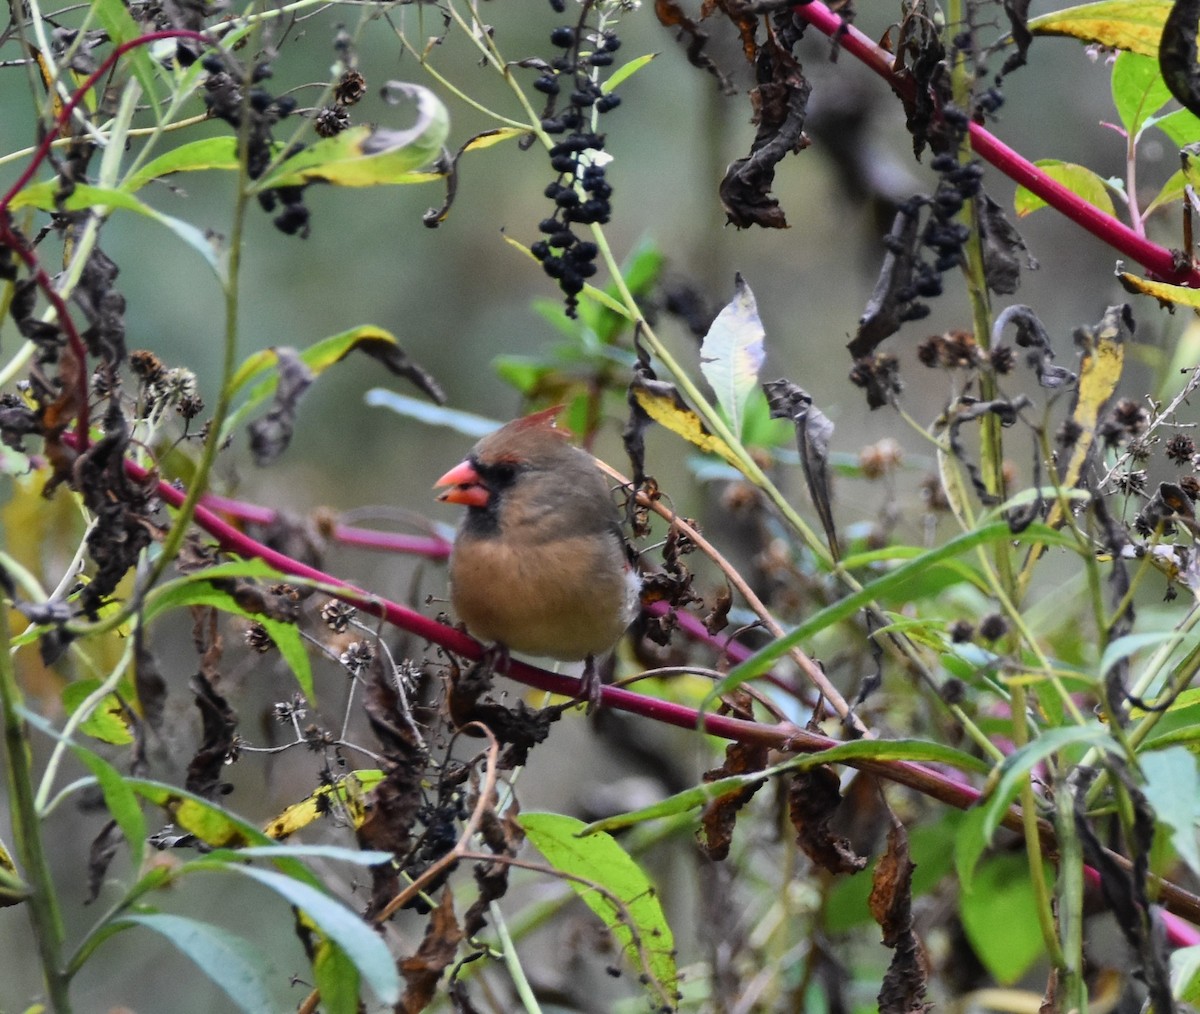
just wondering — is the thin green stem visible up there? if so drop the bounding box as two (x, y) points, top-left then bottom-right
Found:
(0, 601), (72, 1012)
(1009, 683), (1066, 971)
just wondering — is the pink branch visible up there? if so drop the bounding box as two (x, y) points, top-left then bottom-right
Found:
(793, 1), (1200, 287)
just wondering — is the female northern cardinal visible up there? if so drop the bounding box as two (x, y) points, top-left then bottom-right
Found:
(434, 407), (639, 708)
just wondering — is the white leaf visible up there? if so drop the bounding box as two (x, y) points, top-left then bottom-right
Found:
(700, 274), (765, 438)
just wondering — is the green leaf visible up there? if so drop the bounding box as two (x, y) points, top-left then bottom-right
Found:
(313, 934), (360, 1014)
(1144, 167), (1187, 216)
(705, 521), (1081, 703)
(700, 274), (765, 440)
(1151, 105), (1200, 147)
(113, 913), (276, 1014)
(217, 864), (400, 1007)
(228, 844), (394, 866)
(122, 137), (242, 193)
(222, 324), (441, 447)
(1140, 746), (1200, 877)
(62, 679), (133, 745)
(1112, 50), (1175, 137)
(1028, 1), (1173, 57)
(584, 739), (990, 836)
(20, 711), (146, 871)
(8, 182), (223, 276)
(1099, 630), (1176, 678)
(521, 813), (677, 1007)
(257, 85), (448, 189)
(1014, 160), (1116, 218)
(92, 0), (161, 114)
(1172, 944), (1200, 1003)
(144, 565), (314, 703)
(603, 52), (658, 92)
(959, 854), (1052, 984)
(965, 726), (1121, 881)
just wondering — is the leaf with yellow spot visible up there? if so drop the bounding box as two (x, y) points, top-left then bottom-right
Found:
(263, 771), (384, 840)
(630, 376), (743, 470)
(1118, 269), (1200, 310)
(1028, 1), (1173, 57)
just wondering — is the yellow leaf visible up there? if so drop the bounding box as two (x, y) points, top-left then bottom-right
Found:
(630, 378), (743, 470)
(262, 771), (383, 840)
(1118, 269), (1200, 310)
(1028, 1), (1173, 58)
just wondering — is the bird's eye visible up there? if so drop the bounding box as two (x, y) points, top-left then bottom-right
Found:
(489, 462), (517, 486)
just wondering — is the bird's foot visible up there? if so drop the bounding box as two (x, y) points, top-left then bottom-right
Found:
(577, 654), (604, 714)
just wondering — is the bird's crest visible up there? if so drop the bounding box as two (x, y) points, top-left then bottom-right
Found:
(510, 404), (569, 438)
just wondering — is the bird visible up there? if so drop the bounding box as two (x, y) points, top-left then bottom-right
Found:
(433, 406), (640, 709)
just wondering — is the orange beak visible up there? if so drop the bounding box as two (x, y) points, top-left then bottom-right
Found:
(434, 459), (491, 508)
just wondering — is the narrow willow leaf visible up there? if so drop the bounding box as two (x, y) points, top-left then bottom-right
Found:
(967, 726), (1121, 881)
(705, 520), (1080, 700)
(521, 813), (678, 1007)
(364, 390), (499, 439)
(603, 52), (658, 92)
(92, 0), (161, 113)
(8, 182), (223, 275)
(113, 913), (276, 1014)
(1028, 1), (1173, 57)
(220, 865), (401, 1006)
(122, 137), (242, 192)
(700, 274), (765, 439)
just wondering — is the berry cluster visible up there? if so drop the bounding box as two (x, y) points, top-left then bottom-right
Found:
(529, 3), (624, 316)
(201, 53), (311, 236)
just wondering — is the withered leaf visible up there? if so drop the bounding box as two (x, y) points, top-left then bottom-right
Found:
(978, 193), (1034, 296)
(400, 887), (465, 1014)
(654, 0), (734, 94)
(701, 737), (769, 861)
(86, 818), (122, 904)
(1001, 0), (1033, 76)
(719, 36), (811, 229)
(248, 347), (313, 466)
(1135, 481), (1196, 538)
(870, 820), (930, 1013)
(941, 395), (1031, 505)
(993, 304), (1076, 390)
(353, 333), (446, 404)
(764, 378), (839, 559)
(185, 670), (237, 799)
(1161, 0), (1200, 117)
(850, 204), (921, 358)
(788, 766), (868, 876)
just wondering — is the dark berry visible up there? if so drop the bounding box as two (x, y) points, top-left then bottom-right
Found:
(595, 93), (621, 113)
(601, 33), (621, 52)
(574, 241), (598, 260)
(555, 189), (580, 208)
(570, 90), (597, 107)
(550, 0), (566, 11)
(588, 52), (614, 67)
(533, 75), (560, 95)
(549, 230), (576, 248)
(530, 241), (550, 260)
(541, 118), (565, 134)
(550, 26), (575, 47)
(543, 256), (564, 278)
(550, 154), (576, 172)
(538, 218), (561, 234)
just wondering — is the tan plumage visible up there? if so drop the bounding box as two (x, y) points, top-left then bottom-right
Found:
(434, 408), (638, 704)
